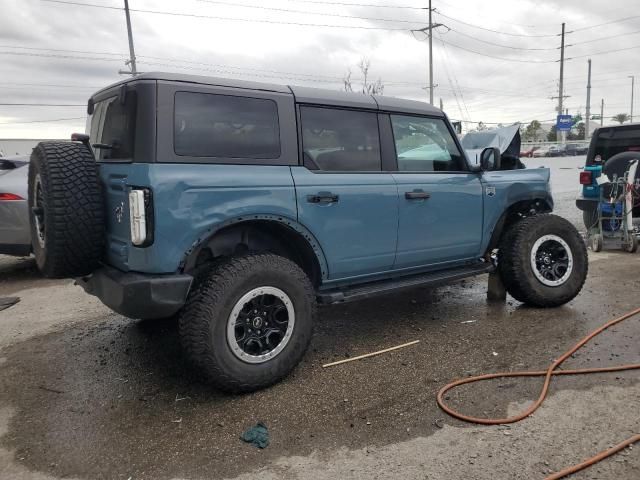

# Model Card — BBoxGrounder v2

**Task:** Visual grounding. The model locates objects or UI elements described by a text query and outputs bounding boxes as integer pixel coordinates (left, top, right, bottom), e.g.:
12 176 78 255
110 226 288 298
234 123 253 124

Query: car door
291 105 399 280
386 114 483 270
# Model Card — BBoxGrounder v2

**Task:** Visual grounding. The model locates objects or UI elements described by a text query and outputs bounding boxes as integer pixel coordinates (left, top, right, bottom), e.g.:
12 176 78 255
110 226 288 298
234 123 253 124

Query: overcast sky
1 0 638 138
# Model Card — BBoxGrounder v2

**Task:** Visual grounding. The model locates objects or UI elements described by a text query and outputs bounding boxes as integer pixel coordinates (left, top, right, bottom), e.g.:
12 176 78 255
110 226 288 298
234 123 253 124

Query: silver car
0 156 30 256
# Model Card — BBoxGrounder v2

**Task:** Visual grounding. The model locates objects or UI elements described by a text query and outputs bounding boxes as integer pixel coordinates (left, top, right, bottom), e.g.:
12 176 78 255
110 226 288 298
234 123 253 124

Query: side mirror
480 147 501 171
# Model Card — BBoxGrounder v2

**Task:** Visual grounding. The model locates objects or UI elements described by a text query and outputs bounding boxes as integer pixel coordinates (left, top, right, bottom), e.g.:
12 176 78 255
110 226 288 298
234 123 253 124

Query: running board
317 263 494 304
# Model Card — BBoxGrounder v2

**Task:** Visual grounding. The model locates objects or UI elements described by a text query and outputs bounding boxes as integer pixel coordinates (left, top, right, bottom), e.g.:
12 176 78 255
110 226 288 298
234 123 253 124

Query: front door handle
405 190 431 200
307 192 339 204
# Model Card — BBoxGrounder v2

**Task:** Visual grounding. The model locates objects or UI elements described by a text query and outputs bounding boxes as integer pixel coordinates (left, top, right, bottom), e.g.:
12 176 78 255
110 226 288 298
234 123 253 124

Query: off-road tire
498 214 588 307
28 142 104 278
178 253 316 393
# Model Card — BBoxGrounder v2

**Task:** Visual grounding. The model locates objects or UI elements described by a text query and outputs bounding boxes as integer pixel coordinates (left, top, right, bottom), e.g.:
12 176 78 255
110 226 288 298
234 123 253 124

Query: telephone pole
123 0 137 75
428 0 434 105
600 99 604 126
629 75 635 122
586 59 591 140
558 22 566 143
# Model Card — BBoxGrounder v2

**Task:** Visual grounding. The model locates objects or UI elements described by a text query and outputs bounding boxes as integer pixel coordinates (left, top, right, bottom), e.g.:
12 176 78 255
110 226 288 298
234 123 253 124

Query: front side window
174 92 280 159
88 92 137 160
391 115 465 172
300 106 381 171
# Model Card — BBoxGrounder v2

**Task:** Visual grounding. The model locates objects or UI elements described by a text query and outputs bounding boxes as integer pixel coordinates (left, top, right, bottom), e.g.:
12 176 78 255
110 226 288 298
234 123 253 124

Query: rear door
386 114 483 269
291 105 398 280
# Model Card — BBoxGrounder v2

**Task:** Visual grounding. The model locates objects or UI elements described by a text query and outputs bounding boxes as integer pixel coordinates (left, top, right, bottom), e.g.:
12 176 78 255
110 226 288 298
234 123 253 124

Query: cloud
0 0 638 137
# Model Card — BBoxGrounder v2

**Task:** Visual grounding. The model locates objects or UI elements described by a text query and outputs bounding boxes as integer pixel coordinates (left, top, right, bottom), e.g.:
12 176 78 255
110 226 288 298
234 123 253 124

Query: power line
0 82 98 89
437 38 558 63
567 44 640 61
568 15 640 33
0 50 122 61
0 44 124 57
0 103 85 106
446 27 559 51
434 11 559 38
39 0 417 30
286 0 425 10
567 29 640 47
0 117 84 125
194 0 422 24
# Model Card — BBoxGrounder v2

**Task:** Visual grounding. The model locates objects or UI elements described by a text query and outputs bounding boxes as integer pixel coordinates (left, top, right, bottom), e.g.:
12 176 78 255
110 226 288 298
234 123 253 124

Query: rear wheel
498 214 588 307
28 142 104 278
178 253 315 393
591 234 603 252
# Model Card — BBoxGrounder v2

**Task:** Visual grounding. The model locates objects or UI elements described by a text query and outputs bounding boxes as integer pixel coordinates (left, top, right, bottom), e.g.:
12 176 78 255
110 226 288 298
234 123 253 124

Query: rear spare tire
29 142 104 278
498 214 588 307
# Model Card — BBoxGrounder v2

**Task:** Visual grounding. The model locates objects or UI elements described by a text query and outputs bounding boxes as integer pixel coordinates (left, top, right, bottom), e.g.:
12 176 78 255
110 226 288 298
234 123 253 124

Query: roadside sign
556 114 573 131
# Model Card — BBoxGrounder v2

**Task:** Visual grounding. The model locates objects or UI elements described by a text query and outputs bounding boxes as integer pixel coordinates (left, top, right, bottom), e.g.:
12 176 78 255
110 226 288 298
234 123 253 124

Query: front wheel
178 253 316 393
498 214 588 307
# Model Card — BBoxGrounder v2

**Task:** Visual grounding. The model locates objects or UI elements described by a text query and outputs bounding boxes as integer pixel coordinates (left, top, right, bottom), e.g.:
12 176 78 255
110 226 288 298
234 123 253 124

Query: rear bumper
77 266 193 319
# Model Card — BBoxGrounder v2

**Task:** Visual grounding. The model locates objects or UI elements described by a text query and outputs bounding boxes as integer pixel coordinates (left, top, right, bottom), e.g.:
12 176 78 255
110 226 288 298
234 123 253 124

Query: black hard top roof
94 71 444 117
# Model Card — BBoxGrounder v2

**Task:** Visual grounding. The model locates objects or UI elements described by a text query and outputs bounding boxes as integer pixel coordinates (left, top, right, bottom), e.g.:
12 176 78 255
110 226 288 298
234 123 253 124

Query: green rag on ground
240 422 269 449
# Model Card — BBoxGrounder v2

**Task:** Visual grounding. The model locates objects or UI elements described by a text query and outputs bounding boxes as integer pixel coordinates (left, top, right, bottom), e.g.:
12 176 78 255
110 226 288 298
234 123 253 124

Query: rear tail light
128 187 154 246
0 193 23 200
129 189 147 246
579 171 592 185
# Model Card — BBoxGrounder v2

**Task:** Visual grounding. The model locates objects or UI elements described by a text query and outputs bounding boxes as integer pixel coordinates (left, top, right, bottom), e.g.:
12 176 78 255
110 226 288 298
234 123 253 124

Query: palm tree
612 113 630 124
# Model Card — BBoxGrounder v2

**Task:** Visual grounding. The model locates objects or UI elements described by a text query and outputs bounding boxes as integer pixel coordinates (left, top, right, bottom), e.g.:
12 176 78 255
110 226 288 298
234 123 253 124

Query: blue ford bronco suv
29 73 587 392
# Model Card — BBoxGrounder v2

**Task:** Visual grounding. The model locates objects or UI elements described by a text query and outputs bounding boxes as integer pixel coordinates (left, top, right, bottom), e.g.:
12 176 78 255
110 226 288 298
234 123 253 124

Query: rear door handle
307 192 339 204
405 190 431 200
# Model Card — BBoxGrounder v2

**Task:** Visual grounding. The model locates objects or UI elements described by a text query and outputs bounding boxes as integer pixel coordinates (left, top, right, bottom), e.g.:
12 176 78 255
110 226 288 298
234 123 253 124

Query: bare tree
612 113 630 124
343 58 384 95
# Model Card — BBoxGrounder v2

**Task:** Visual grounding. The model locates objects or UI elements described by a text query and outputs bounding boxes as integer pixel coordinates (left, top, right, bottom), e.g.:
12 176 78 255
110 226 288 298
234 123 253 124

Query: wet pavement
0 158 638 479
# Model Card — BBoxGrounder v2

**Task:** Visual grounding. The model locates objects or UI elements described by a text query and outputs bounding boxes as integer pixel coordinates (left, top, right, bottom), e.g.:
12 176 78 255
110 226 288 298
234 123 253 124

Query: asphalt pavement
0 158 638 480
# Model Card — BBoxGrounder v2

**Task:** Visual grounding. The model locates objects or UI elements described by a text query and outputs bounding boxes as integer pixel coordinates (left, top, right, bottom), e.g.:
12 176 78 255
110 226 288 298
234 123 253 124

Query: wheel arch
484 197 554 257
180 215 328 287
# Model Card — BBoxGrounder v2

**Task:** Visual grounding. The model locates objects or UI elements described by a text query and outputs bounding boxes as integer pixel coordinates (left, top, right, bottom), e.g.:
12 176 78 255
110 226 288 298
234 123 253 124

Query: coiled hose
437 306 640 479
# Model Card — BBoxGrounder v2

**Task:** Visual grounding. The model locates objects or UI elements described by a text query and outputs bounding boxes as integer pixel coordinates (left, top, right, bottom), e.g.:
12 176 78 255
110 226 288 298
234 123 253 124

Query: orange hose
436 306 640 479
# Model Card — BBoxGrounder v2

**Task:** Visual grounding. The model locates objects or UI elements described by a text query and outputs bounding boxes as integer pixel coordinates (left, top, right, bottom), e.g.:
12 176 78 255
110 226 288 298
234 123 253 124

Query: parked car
533 147 550 158
520 146 539 157
565 143 588 156
0 156 30 256
547 145 567 157
28 72 588 392
576 123 640 230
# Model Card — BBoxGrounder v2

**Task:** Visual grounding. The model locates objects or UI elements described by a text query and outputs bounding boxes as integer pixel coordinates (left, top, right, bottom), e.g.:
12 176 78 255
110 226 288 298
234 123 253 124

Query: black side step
317 262 494 304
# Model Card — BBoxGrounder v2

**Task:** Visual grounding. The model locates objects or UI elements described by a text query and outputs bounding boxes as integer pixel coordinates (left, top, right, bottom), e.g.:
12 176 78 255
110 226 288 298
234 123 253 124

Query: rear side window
88 92 137 160
391 115 465 172
174 92 280 159
300 106 381 171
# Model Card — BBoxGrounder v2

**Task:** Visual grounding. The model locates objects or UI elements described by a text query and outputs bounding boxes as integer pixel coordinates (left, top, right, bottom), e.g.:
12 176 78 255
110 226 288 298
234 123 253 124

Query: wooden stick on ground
322 340 420 368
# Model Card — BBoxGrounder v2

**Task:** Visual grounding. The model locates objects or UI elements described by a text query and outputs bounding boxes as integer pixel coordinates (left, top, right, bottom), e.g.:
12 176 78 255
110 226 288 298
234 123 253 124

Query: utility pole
586 59 591 140
413 4 443 104
428 0 434 105
123 0 137 75
439 97 443 111
600 99 604 126
558 22 566 143
629 75 635 122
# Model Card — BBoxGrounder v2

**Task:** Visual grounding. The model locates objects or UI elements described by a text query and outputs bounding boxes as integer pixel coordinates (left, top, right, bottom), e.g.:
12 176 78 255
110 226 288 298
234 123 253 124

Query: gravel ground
0 159 638 480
